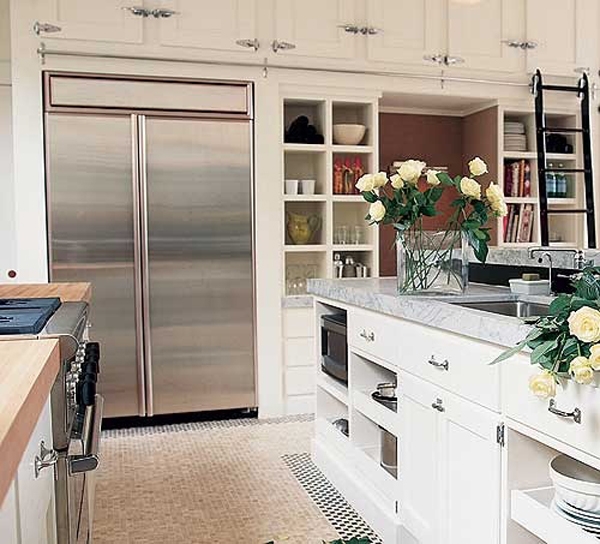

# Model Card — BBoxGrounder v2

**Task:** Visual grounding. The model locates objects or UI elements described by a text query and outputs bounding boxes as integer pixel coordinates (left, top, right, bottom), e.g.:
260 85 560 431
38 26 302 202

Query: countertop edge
0 340 60 506
0 282 92 303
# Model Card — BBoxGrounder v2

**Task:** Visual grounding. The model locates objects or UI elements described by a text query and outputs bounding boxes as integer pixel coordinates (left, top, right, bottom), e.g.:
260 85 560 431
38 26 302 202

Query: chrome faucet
528 250 554 293
527 247 592 271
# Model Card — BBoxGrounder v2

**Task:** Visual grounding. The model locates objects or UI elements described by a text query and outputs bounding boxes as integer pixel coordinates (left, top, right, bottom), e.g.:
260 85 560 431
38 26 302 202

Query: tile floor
94 415 379 544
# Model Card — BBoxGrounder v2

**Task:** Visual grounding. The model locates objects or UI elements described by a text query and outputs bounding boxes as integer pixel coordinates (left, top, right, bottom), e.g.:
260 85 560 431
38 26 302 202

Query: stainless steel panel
46 114 142 417
144 117 256 415
47 74 250 115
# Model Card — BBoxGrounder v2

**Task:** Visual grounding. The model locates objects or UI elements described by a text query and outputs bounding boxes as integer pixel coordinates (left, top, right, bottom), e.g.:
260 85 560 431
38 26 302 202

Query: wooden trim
0 340 60 506
0 282 92 303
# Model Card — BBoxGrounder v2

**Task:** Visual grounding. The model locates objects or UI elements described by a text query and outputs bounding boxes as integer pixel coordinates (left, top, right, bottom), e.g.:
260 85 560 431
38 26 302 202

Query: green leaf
361 191 377 203
421 204 437 217
549 296 571 316
428 187 444 202
489 339 528 365
530 339 558 364
436 172 454 186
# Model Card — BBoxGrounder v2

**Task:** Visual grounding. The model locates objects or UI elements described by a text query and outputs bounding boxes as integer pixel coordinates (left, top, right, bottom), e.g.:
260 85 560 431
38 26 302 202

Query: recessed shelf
511 487 600 544
283 195 328 202
333 145 374 154
284 244 327 252
317 371 349 406
504 197 538 204
548 198 577 206
353 389 398 437
504 151 537 160
332 244 374 252
283 143 327 153
331 195 366 202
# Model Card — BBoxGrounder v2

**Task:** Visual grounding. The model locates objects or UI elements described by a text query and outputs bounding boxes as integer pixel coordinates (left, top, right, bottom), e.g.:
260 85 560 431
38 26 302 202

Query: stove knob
82 361 99 376
78 379 96 407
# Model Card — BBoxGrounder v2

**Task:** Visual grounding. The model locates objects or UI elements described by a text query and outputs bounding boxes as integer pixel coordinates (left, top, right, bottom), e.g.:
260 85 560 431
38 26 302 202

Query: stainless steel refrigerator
44 73 256 418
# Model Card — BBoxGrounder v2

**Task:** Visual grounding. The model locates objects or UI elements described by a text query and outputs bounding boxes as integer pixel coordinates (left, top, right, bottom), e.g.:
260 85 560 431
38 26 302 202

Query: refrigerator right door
143 116 256 415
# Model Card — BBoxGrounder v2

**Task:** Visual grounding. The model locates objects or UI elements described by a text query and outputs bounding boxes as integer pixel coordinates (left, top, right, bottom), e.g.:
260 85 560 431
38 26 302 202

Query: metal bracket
33 22 62 35
496 423 505 447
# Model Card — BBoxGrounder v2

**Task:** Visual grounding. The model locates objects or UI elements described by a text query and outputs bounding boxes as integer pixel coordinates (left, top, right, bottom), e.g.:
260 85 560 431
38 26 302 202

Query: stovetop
0 297 62 335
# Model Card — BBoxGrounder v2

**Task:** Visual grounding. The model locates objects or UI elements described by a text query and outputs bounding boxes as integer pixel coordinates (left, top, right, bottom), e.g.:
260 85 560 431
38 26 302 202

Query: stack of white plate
504 121 527 151
550 454 600 536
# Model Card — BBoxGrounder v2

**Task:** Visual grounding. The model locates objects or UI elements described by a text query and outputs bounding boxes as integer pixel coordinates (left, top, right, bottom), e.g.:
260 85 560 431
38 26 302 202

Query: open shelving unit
280 94 380 300
498 107 584 247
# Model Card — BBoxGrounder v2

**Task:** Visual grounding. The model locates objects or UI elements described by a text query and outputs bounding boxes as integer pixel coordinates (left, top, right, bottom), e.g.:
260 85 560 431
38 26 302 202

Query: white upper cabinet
157 1 260 53
526 0 594 76
272 0 359 59
35 0 144 43
446 0 526 72
366 0 445 67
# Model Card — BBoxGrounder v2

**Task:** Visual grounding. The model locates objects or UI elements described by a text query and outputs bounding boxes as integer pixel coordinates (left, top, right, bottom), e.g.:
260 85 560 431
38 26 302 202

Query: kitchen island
308 278 600 544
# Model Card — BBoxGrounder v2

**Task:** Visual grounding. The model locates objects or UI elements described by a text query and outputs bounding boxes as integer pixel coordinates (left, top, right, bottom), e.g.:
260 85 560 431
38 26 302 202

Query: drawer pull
431 398 445 413
428 355 449 371
548 399 582 424
34 441 58 478
359 330 375 342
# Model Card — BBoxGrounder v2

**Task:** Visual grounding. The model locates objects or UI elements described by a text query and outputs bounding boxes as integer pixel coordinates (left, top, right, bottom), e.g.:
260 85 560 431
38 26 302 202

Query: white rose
356 174 375 192
372 172 388 189
460 177 481 200
426 169 441 186
568 306 600 343
398 160 426 185
493 200 508 217
468 157 488 177
528 370 556 399
369 200 386 222
589 344 600 370
486 183 508 217
569 356 595 385
390 173 404 189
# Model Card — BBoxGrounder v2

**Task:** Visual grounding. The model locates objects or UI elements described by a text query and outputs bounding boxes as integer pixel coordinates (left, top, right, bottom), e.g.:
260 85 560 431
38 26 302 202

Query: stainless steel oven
321 313 348 384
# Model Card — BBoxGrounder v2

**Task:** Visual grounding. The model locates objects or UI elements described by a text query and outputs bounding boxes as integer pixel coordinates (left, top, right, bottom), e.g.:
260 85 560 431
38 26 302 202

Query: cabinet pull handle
122 6 152 17
338 24 360 34
359 330 375 342
33 22 62 35
523 40 538 50
428 355 449 371
423 54 445 65
34 441 58 478
236 39 260 51
444 55 465 66
272 40 296 53
151 8 179 18
431 398 445 412
502 39 524 49
360 26 383 36
548 399 581 424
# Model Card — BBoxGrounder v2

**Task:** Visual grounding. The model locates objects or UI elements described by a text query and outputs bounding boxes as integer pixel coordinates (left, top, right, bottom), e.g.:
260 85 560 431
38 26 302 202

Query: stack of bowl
550 454 600 535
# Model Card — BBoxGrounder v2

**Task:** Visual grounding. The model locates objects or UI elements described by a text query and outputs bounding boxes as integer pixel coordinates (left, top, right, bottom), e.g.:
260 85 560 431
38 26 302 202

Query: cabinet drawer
398 321 502 411
286 366 316 395
348 308 399 364
284 337 316 367
503 356 600 457
283 308 315 339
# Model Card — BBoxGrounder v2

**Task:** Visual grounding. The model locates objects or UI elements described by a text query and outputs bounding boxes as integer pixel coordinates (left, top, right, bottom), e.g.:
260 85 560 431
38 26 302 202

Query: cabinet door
366 0 445 66
15 401 57 544
526 0 592 75
440 392 502 544
36 0 144 43
447 0 525 72
157 1 259 53
399 372 441 544
0 482 19 544
273 0 358 59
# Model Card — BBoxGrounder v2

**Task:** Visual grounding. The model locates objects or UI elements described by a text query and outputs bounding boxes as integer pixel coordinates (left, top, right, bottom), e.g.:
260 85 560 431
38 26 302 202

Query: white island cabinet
310 281 600 544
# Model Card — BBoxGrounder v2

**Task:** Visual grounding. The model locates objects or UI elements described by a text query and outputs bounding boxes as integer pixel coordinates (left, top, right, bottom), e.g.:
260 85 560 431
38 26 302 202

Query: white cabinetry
365 0 444 67
35 0 144 43
446 0 525 73
272 0 359 59
157 0 260 53
400 371 502 544
525 0 593 76
15 400 57 544
0 482 19 544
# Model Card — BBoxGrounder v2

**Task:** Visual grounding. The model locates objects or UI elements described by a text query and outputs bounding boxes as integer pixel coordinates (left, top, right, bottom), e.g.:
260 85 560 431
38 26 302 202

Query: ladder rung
546 209 589 214
541 127 587 134
540 84 580 93
540 168 590 174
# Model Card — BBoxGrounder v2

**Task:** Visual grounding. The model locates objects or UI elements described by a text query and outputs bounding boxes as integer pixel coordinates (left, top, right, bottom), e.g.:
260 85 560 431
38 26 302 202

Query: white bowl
550 454 600 513
333 124 366 146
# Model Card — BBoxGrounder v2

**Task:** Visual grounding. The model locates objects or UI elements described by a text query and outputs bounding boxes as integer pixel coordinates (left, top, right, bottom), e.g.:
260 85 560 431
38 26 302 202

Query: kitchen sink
454 300 551 319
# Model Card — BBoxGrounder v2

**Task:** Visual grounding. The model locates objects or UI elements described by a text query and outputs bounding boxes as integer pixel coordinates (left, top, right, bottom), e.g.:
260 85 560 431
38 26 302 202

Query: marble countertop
307 278 553 348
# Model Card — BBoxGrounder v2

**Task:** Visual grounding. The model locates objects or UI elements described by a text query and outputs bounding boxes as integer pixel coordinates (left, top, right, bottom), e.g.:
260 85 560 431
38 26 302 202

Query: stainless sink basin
454 300 551 319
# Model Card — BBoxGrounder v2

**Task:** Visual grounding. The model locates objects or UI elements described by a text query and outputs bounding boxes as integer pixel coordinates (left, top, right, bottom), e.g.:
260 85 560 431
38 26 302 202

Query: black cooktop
0 298 61 334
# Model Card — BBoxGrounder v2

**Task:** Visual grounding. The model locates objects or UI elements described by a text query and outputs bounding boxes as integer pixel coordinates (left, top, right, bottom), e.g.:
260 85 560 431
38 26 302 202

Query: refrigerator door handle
132 115 147 417
137 114 154 417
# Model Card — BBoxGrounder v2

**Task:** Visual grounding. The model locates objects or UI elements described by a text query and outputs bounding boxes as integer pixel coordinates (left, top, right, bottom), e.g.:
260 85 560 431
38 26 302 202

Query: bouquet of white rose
493 267 600 398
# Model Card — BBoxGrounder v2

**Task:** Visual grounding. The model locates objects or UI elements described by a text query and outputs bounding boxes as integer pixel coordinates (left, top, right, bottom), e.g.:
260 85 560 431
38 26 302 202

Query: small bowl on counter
550 454 600 514
333 124 366 146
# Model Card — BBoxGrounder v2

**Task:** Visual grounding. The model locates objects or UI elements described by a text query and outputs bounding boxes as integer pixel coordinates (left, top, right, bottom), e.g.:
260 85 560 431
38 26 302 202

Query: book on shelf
504 203 535 243
504 159 531 198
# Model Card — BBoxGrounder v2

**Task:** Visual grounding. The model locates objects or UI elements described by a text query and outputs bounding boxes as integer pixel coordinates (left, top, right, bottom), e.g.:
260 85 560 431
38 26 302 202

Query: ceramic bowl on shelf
333 124 366 146
550 454 600 513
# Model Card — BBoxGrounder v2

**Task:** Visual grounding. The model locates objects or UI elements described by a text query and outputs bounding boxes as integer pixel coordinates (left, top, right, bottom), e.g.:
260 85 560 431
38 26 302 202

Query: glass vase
396 228 469 295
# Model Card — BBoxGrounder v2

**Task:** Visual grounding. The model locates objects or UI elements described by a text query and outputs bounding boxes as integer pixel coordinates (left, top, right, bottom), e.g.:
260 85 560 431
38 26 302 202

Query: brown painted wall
378 112 465 276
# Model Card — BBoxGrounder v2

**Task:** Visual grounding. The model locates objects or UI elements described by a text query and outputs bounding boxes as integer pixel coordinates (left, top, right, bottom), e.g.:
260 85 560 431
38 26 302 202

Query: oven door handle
69 394 104 475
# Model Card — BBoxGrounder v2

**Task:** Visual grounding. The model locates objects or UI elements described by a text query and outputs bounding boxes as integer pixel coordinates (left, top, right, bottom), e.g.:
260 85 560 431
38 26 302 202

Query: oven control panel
67 341 100 410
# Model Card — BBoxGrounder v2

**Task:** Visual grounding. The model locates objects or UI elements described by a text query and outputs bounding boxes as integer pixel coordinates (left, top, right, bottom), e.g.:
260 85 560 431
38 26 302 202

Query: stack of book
504 203 535 243
504 160 531 197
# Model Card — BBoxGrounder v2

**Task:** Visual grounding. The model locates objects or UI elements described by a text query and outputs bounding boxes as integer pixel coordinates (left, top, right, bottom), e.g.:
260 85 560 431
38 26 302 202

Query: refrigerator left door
46 114 144 417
